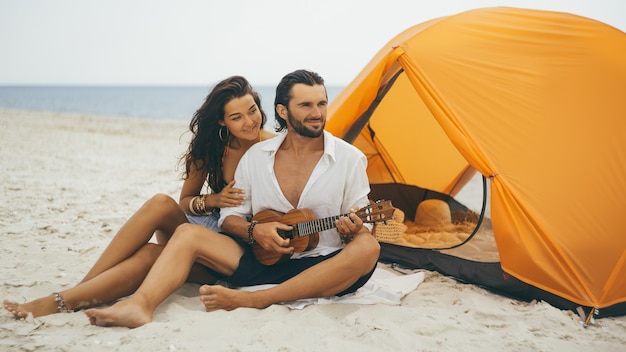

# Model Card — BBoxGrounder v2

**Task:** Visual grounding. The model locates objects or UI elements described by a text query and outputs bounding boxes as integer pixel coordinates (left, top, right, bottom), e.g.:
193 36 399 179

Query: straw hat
414 199 452 227
401 199 478 248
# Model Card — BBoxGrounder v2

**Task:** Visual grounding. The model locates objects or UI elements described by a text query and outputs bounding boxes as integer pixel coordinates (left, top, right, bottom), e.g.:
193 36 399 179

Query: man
85 69 380 328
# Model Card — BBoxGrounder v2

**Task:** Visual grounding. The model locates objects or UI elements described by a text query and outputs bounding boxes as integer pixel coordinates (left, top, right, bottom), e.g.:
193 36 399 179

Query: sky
1 0 625 86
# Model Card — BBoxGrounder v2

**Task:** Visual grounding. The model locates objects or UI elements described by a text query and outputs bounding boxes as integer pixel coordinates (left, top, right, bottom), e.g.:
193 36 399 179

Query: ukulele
251 200 395 265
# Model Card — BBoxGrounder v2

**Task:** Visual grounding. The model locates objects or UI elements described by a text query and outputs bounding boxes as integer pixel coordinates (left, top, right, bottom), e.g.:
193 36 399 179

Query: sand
1 109 625 351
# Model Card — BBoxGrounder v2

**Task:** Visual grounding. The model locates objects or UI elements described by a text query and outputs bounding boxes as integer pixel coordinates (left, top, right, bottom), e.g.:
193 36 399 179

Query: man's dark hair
273 69 326 132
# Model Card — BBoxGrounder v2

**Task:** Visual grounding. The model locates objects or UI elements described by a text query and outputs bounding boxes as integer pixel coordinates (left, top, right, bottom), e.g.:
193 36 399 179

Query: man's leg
199 233 380 311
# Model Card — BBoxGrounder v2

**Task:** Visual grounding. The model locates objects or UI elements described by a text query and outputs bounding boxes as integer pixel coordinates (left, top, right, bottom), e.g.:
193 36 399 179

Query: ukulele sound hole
279 230 295 239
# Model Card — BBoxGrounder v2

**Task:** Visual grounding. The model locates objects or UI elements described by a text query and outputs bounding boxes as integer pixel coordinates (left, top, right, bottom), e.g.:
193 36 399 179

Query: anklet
53 293 71 313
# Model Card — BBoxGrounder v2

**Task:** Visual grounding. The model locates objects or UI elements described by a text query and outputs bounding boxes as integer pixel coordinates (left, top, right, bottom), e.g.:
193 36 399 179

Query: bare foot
199 284 267 311
84 299 152 328
3 295 60 318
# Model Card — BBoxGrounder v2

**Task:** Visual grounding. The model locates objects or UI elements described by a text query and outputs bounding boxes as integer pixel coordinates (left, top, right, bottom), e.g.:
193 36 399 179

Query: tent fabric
370 182 626 318
326 7 626 314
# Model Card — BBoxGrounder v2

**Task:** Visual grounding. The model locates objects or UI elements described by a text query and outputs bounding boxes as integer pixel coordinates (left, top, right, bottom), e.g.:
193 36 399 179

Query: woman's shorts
186 211 221 232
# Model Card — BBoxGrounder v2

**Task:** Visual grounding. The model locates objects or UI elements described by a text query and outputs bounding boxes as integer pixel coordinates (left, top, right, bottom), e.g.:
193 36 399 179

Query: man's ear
276 104 288 119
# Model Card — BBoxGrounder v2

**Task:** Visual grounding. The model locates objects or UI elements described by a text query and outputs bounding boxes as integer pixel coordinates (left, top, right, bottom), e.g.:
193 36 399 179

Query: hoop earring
218 126 229 142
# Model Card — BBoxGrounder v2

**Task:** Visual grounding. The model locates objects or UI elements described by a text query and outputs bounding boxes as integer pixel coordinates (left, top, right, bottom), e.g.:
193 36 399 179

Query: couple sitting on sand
4 69 380 328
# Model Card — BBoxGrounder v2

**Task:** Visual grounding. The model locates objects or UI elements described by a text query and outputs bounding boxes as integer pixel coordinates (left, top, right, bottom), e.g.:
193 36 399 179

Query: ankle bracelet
53 292 71 313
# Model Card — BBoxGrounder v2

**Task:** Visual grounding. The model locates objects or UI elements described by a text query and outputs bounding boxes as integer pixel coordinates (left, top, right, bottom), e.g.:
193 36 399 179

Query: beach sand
1 109 625 351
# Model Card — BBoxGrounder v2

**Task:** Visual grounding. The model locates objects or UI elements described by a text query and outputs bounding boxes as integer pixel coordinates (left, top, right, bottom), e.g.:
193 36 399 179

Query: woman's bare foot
3 295 60 318
199 284 267 311
84 298 152 328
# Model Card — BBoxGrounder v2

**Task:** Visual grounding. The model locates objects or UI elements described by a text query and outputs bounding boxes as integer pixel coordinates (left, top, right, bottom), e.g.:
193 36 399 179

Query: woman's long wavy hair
180 76 267 193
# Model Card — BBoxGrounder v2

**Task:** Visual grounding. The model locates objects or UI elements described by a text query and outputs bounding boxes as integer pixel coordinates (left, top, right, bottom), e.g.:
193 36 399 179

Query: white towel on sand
239 267 425 309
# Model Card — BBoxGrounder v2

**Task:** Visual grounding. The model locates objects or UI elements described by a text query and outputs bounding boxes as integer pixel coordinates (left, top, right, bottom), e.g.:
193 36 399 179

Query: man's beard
287 110 324 138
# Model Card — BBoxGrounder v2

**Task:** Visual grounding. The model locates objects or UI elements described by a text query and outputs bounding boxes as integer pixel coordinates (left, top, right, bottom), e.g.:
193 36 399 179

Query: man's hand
252 222 295 255
335 207 364 244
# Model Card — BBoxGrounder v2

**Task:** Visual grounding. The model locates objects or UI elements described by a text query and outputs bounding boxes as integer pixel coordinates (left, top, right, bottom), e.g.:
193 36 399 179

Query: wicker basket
374 209 407 242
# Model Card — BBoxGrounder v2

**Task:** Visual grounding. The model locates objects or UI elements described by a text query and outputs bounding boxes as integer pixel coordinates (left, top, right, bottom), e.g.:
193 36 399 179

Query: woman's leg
4 243 164 318
84 224 244 328
4 242 217 319
80 194 187 283
6 194 188 319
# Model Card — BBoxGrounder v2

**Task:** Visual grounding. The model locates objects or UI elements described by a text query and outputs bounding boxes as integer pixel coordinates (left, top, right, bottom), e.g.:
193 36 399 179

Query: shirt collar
261 130 336 162
322 130 337 163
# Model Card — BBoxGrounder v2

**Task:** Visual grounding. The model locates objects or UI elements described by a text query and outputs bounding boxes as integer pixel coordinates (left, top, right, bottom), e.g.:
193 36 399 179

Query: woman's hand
211 180 245 208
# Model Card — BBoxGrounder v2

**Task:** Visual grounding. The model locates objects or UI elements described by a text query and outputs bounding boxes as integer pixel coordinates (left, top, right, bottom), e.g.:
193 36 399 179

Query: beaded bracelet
247 221 258 244
196 195 206 214
198 195 216 216
189 195 216 216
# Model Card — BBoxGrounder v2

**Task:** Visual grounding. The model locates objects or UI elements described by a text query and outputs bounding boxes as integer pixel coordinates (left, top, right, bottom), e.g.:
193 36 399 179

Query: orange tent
327 7 626 317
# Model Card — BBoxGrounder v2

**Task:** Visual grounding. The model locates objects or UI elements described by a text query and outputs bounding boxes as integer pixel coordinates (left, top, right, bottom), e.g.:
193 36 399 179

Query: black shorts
207 234 377 296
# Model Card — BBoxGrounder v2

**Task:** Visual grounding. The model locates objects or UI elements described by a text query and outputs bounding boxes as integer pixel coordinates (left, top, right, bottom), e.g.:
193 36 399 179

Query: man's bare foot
199 284 267 311
3 295 60 318
84 299 152 328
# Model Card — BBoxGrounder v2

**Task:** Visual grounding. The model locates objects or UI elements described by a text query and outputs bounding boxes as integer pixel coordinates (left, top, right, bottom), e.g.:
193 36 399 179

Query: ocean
0 85 487 213
0 85 346 124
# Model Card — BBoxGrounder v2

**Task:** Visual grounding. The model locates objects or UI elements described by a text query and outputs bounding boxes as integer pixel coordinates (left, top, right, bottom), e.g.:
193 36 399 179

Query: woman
4 76 274 318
